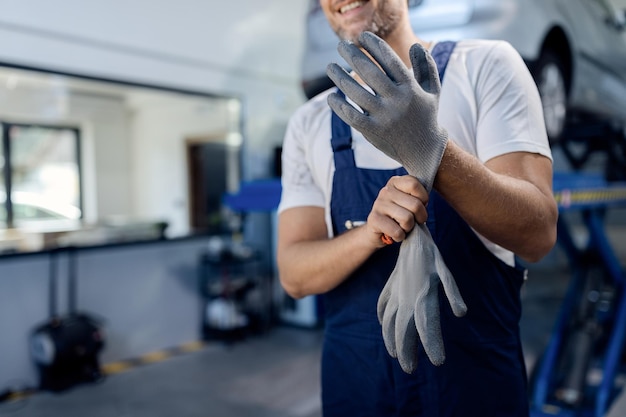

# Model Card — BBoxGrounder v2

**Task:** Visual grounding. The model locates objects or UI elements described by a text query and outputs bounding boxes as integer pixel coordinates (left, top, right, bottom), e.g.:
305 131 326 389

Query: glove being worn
326 32 467 372
327 32 446 190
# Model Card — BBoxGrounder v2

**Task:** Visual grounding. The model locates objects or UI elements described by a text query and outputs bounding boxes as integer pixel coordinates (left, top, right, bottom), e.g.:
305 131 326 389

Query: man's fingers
358 31 412 86
327 63 380 114
336 37 399 97
410 43 441 96
388 175 430 203
327 92 373 132
326 62 363 93
373 179 427 232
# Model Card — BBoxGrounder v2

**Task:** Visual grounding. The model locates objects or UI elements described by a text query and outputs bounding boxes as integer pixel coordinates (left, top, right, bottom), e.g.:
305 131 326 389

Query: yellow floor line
102 340 207 375
0 341 209 404
101 361 134 375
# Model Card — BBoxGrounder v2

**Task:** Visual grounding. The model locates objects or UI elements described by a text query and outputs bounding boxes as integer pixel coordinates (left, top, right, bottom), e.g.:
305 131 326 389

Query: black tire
532 50 569 143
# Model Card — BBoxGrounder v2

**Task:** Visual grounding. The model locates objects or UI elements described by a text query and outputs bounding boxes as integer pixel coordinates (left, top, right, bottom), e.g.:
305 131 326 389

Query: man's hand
366 175 429 247
326 31 447 191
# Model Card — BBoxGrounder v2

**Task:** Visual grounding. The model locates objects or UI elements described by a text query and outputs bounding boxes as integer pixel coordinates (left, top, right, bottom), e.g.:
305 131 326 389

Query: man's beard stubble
334 3 402 46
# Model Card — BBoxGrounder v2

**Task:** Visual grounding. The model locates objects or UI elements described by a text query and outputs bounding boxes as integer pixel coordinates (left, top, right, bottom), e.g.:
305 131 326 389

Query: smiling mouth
339 1 366 14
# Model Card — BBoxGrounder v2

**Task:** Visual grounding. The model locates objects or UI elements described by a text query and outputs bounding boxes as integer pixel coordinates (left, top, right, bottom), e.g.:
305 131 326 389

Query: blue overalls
322 42 530 417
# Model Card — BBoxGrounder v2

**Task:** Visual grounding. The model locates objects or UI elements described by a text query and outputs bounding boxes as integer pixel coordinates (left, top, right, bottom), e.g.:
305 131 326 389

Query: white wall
128 93 236 236
0 0 309 176
69 93 133 220
0 0 311 236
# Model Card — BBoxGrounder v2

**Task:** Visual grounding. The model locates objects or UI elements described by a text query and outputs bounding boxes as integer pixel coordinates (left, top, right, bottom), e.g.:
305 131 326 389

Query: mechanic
277 0 558 415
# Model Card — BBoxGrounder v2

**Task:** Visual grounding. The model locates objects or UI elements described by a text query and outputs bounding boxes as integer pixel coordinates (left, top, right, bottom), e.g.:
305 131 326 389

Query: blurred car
302 0 626 141
0 190 81 224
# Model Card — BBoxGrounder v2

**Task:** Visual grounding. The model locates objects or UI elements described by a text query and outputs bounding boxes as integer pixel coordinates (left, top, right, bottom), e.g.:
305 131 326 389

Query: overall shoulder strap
430 41 457 82
330 89 357 168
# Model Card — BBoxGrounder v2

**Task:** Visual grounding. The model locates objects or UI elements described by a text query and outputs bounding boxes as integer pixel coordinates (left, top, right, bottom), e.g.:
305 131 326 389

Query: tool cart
199 237 271 341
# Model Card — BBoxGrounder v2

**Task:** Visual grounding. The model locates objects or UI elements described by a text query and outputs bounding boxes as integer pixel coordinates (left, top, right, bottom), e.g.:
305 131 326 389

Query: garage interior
2 1 626 417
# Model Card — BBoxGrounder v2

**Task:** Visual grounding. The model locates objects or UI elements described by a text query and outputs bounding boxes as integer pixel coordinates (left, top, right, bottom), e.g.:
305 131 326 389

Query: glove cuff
403 128 448 192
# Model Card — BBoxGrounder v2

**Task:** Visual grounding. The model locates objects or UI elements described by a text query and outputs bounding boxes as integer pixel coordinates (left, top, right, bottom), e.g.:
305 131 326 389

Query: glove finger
377 273 395 325
381 299 399 358
392 230 444 368
336 39 398 99
357 31 413 87
327 92 377 134
395 307 419 374
434 250 468 317
409 42 442 96
414 282 445 366
418 225 467 318
326 62 380 114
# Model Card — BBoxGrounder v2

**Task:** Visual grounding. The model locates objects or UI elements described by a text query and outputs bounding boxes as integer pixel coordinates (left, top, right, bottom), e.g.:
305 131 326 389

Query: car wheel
533 50 568 143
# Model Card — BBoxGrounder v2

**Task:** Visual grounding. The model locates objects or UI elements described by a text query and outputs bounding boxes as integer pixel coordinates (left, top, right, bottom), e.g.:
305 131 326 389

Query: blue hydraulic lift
529 172 626 417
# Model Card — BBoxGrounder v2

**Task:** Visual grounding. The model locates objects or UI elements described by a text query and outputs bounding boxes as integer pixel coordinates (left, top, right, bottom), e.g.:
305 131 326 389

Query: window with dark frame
0 122 82 228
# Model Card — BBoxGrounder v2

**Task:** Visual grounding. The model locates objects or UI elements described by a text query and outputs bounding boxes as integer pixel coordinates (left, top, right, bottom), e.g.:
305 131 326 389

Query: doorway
186 137 241 233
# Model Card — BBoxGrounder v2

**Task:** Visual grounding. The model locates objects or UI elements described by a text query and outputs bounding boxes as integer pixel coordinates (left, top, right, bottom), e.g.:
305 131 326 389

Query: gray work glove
326 31 447 190
326 31 467 372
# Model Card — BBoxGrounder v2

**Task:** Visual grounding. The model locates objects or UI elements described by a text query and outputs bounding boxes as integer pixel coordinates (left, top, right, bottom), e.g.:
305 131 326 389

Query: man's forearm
434 141 558 262
278 225 378 298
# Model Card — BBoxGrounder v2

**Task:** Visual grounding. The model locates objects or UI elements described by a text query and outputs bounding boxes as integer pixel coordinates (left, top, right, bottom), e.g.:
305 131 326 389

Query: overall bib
322 42 530 417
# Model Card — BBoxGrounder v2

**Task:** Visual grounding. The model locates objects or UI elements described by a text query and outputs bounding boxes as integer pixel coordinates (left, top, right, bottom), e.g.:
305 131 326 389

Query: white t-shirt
278 39 552 266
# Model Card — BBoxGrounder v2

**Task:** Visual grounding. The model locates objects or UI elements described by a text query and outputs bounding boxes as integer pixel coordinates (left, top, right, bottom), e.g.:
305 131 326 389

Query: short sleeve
278 109 326 214
473 41 552 163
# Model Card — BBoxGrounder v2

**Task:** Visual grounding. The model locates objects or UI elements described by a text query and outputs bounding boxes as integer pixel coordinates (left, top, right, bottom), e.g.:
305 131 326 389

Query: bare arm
435 141 558 263
277 175 429 298
277 206 375 299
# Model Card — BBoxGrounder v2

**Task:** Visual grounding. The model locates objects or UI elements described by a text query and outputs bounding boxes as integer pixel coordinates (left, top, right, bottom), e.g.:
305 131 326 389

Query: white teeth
340 1 365 13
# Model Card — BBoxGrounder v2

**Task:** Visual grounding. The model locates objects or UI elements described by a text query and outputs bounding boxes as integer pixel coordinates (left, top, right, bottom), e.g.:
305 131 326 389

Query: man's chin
335 21 372 44
338 30 366 46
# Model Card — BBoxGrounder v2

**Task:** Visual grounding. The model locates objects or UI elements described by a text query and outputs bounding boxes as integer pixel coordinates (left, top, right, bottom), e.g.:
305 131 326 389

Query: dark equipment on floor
30 248 105 392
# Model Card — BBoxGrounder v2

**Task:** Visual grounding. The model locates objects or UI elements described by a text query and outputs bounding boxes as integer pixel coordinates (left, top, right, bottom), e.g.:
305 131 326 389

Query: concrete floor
2 225 626 417
1 327 324 417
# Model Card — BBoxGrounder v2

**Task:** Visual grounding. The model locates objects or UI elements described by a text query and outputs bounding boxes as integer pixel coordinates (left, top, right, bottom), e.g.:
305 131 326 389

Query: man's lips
339 0 366 14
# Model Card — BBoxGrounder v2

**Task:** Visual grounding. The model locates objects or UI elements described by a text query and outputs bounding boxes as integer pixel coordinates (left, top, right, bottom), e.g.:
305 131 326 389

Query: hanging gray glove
326 31 467 372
